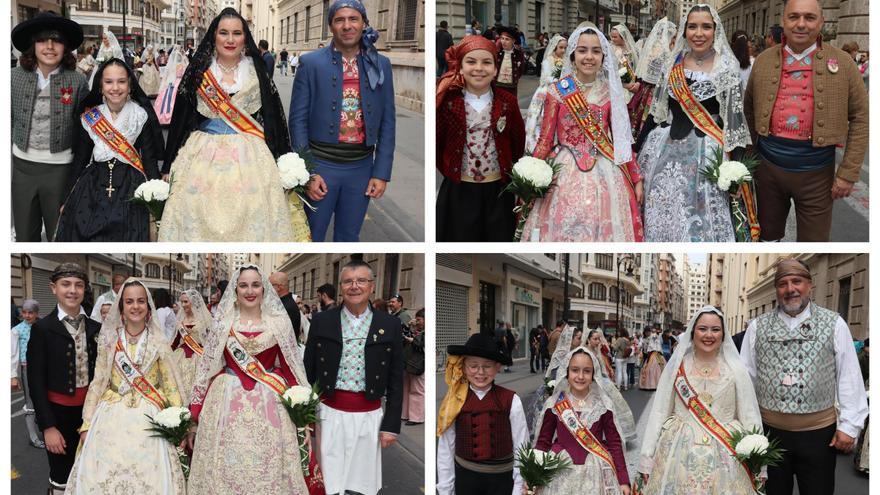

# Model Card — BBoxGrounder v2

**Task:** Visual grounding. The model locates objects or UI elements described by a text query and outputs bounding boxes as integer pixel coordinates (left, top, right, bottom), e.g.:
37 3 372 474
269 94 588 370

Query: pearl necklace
217 59 240 74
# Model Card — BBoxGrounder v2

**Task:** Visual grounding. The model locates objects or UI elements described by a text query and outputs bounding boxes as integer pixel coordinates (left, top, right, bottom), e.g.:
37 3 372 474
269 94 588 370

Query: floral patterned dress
643 358 755 494
521 81 644 242
638 69 736 242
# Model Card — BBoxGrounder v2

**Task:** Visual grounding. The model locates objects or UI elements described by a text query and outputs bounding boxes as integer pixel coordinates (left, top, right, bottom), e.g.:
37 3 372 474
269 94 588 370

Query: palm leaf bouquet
515 445 572 494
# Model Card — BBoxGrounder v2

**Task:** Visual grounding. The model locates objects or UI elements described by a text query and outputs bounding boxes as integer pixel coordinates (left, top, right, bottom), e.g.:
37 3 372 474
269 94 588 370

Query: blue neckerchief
327 0 384 90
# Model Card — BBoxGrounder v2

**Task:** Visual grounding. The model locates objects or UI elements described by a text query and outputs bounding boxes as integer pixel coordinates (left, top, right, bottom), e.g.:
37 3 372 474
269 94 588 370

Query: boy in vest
437 333 528 495
740 258 867 495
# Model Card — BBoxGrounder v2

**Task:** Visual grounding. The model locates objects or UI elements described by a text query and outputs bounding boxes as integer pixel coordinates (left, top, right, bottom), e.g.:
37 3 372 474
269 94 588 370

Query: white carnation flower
735 434 769 456
717 160 751 191
153 406 190 428
283 385 315 405
512 156 554 188
134 179 170 202
277 152 311 189
619 67 628 77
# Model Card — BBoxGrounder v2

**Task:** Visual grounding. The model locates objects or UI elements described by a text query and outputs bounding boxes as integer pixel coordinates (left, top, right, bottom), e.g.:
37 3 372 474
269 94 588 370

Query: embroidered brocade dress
535 389 629 494
639 69 736 242
643 357 754 494
640 336 665 390
55 102 159 242
158 62 305 242
66 337 185 494
520 82 644 242
139 59 161 97
170 321 206 404
187 323 308 494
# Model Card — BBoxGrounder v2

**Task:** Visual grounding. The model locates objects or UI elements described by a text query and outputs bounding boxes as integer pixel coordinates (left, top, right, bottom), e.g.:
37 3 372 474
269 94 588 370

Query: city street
513 75 871 242
11 387 426 493
274 72 426 242
435 360 869 494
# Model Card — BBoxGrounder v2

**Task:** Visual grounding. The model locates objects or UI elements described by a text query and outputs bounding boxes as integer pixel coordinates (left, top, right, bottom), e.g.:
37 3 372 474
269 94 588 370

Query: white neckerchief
784 42 818 61
464 89 493 113
36 66 62 92
83 101 148 165
209 55 253 93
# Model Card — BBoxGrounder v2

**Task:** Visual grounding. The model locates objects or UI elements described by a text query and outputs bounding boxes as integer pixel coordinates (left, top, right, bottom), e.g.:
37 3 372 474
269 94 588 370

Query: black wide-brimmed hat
496 25 520 39
12 12 84 52
447 333 512 366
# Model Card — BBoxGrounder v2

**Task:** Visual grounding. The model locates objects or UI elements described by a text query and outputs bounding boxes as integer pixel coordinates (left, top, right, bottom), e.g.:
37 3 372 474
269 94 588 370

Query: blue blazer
288 46 396 181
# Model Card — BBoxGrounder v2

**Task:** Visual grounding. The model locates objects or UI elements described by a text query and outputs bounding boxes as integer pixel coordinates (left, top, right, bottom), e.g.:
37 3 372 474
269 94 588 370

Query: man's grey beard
781 294 810 316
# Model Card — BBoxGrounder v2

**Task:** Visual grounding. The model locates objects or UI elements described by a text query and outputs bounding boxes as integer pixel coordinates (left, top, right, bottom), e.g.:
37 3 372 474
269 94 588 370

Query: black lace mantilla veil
162 7 292 171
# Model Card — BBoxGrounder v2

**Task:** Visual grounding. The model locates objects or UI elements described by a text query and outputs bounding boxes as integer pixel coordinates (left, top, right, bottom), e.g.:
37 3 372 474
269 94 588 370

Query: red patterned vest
455 385 515 462
770 48 815 140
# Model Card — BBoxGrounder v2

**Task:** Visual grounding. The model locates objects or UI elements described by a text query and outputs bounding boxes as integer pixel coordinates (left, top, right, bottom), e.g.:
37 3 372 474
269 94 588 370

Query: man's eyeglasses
464 363 495 373
341 278 373 287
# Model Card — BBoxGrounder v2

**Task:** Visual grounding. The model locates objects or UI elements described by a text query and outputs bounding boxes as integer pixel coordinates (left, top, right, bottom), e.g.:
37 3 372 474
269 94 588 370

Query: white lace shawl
635 18 677 84
83 101 148 165
175 289 213 345
638 306 762 474
83 279 183 426
612 24 640 69
649 4 751 151
188 265 310 413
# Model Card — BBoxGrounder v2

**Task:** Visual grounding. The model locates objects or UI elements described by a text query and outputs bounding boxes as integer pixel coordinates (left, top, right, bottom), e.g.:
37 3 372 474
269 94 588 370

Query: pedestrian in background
612 329 630 390
436 20 453 77
529 325 541 373
279 47 289 75
12 299 44 448
402 308 425 425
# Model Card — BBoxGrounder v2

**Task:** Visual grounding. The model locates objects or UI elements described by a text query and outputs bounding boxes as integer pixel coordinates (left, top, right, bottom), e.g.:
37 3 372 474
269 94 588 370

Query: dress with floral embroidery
638 69 736 242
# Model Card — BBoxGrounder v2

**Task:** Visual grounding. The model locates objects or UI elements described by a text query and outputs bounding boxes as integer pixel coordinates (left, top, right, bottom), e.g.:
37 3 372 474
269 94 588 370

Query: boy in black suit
26 263 100 494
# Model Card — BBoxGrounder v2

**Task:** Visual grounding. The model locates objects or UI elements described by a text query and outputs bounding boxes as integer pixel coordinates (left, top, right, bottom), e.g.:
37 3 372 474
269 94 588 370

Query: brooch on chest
827 58 839 74
60 86 73 105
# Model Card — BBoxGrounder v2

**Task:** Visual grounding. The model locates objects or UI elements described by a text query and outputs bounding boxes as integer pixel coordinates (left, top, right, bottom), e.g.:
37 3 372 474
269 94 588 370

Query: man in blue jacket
289 0 396 241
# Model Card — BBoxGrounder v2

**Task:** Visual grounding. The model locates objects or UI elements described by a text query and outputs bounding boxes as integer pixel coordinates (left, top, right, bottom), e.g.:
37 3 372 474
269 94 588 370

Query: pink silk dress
521 85 644 242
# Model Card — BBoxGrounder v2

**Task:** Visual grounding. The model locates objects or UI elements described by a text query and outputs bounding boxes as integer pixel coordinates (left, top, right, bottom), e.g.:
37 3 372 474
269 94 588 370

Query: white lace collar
209 55 254 93
83 101 148 165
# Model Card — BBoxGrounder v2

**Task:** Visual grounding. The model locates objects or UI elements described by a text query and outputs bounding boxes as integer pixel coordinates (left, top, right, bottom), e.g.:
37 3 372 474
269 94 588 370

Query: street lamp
616 254 634 336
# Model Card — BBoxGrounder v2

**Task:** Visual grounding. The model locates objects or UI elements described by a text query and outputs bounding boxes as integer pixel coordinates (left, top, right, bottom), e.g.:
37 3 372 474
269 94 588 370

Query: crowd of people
437 258 869 495
436 0 868 242
11 0 396 243
11 259 425 494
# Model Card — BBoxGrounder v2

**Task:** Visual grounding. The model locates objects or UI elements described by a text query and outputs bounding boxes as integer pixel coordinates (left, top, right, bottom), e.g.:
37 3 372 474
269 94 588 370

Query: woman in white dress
184 264 321 493
171 289 211 404
138 45 161 97
66 279 185 494
88 31 123 88
636 306 762 494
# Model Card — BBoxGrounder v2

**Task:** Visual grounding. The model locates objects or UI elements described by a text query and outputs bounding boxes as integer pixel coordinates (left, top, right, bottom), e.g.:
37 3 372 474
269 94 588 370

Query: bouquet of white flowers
700 147 761 242
543 378 556 396
516 446 572 494
131 178 171 224
277 151 313 192
146 406 194 478
502 155 561 241
730 427 785 495
281 383 322 473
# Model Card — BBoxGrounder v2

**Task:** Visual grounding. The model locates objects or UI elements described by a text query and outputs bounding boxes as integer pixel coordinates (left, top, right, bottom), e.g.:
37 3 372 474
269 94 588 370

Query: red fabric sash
322 390 381 412
48 387 88 406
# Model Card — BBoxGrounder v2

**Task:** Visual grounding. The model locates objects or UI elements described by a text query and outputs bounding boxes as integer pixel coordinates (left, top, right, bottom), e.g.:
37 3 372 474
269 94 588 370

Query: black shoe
405 421 423 426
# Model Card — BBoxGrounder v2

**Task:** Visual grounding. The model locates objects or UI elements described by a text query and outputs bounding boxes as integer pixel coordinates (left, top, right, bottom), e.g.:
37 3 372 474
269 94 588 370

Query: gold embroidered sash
198 69 266 140
225 327 287 395
667 60 725 145
113 336 167 410
674 363 755 485
178 325 204 356
552 395 617 476
555 77 616 166
82 107 145 175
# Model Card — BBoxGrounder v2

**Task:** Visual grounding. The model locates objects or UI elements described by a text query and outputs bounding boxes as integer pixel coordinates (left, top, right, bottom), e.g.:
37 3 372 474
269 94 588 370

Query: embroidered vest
770 51 815 140
27 84 52 151
462 101 500 181
754 304 837 414
334 310 372 392
339 57 366 144
455 385 515 461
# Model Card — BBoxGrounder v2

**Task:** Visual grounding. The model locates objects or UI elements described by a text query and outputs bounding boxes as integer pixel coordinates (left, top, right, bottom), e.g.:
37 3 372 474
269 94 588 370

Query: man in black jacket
304 259 403 495
27 263 100 494
270 271 302 342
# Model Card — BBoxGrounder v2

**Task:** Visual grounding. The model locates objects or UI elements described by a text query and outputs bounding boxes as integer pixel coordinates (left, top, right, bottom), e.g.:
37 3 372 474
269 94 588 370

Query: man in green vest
740 258 867 495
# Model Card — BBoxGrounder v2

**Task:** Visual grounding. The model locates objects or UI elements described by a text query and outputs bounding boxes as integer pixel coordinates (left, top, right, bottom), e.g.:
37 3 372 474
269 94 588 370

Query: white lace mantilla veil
558 26 634 164
188 264 309 411
175 289 213 343
158 46 189 88
637 305 762 474
543 346 626 444
545 325 576 378
611 24 640 68
100 31 124 60
649 3 751 152
82 279 184 426
635 18 677 84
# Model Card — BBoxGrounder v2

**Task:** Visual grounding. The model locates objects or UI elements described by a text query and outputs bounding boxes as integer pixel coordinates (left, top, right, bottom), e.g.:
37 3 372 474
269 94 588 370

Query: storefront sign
511 278 541 306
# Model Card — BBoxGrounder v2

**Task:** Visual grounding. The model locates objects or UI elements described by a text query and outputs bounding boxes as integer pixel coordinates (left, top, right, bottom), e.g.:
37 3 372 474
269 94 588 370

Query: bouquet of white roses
281 383 322 472
730 427 785 495
543 378 556 396
700 147 761 242
516 446 572 494
131 178 171 222
146 405 194 478
502 155 561 241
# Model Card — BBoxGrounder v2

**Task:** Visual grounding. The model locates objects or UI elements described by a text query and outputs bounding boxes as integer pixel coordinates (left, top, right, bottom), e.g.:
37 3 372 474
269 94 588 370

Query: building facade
571 253 641 337
68 0 172 51
686 261 707 321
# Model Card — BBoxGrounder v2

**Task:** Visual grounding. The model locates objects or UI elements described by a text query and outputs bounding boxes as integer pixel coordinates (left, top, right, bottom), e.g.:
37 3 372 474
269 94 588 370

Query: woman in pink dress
521 25 644 242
